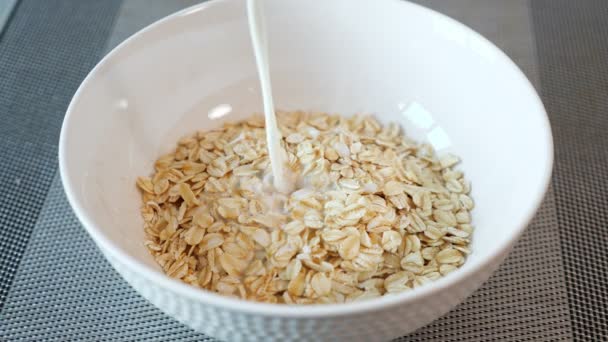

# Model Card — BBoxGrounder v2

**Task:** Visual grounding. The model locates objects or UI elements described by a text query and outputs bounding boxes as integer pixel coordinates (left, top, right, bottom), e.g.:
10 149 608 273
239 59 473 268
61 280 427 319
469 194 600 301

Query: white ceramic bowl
59 0 553 340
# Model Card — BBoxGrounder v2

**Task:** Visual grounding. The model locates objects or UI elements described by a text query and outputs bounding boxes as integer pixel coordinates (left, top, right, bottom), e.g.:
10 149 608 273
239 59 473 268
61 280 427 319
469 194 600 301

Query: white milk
246 0 295 194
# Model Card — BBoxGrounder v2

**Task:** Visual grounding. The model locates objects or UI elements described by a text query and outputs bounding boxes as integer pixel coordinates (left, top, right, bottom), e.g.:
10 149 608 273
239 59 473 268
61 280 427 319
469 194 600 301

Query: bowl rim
59 0 554 318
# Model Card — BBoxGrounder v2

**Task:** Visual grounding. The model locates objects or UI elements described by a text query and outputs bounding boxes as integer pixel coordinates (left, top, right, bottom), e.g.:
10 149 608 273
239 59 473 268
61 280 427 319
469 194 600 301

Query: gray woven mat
1 0 606 340
531 1 608 340
0 0 123 310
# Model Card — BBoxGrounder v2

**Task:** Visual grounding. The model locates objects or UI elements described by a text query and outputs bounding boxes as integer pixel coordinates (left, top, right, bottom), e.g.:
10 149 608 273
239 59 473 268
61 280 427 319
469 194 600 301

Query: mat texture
0 0 123 309
0 0 605 341
531 1 608 340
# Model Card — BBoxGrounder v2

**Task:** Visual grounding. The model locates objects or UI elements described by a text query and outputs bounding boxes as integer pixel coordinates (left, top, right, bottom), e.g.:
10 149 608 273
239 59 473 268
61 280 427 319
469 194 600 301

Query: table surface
1 1 606 341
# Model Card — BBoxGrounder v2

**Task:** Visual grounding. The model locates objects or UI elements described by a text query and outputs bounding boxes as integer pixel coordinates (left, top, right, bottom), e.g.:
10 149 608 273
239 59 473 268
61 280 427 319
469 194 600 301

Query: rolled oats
138 111 473 304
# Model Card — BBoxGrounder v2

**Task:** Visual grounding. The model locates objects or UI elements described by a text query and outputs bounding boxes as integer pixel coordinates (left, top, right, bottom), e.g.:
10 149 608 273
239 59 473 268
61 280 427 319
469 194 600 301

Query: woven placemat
531 1 608 340
0 0 123 310
1 0 606 340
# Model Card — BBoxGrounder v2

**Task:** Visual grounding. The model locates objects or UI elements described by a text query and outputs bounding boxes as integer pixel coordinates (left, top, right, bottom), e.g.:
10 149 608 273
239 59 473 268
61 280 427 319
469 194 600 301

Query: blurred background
0 1 605 341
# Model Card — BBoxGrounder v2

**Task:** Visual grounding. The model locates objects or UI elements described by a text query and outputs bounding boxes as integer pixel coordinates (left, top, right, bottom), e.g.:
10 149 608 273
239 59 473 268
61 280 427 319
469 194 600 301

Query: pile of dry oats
137 111 473 304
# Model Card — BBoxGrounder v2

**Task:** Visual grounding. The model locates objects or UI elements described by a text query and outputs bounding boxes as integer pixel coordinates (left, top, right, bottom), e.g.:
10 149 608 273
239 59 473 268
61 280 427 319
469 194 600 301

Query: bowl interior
61 0 552 299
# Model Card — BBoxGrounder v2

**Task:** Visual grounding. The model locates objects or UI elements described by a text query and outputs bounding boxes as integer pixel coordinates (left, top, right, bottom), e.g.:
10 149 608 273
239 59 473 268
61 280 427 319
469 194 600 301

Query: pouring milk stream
246 0 295 194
